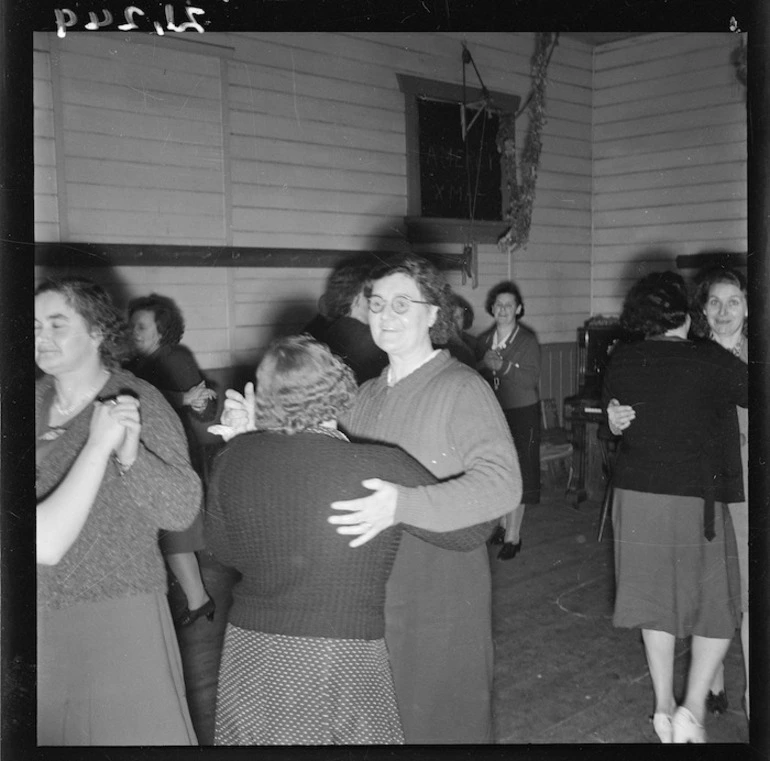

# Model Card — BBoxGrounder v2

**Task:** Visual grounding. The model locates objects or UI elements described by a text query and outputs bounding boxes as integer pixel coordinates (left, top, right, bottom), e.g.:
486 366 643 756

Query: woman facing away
35 277 200 745
205 335 495 745
218 255 522 744
127 294 218 627
475 280 542 560
602 271 747 743
609 264 750 721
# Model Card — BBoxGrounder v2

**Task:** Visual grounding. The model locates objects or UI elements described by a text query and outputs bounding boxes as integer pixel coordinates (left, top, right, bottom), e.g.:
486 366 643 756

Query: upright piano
563 318 626 504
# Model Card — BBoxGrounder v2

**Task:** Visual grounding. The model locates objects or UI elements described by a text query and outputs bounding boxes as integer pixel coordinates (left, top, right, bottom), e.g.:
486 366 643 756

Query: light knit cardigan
341 350 522 530
36 369 202 610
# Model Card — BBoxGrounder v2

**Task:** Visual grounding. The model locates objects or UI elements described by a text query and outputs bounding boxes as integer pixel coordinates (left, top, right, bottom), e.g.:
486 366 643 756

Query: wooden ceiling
561 33 650 46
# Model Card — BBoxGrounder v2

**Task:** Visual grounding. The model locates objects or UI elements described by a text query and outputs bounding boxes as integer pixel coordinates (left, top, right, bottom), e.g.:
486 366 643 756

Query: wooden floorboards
170 484 750 746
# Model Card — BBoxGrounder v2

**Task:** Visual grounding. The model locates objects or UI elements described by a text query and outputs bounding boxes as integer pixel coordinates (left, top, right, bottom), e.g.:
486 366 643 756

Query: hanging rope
460 41 491 288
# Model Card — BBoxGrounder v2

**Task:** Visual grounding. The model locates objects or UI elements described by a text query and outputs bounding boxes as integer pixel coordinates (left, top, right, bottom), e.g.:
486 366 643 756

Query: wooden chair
539 399 574 491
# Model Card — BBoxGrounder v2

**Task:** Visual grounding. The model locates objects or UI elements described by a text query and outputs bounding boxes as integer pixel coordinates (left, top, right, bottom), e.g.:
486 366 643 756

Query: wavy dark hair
253 334 358 434
35 277 130 368
128 293 186 347
451 293 475 331
485 280 525 318
323 258 373 321
689 265 748 340
620 271 690 338
363 254 453 345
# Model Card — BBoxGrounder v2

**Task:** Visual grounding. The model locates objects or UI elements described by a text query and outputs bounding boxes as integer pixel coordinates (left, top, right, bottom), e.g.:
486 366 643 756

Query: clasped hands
207 383 398 546
481 349 503 373
606 398 635 435
92 395 141 468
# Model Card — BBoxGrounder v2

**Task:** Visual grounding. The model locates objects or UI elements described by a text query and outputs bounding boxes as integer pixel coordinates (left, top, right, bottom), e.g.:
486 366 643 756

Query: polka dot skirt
214 625 404 745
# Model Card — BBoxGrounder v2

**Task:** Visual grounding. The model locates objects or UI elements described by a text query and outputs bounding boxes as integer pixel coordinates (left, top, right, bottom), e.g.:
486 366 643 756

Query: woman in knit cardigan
327 255 521 743
218 257 521 743
475 281 541 561
35 277 200 745
205 335 495 745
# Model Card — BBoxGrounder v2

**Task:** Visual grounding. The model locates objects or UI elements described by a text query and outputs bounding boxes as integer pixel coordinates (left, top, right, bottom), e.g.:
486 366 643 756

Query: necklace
53 369 110 417
730 337 744 358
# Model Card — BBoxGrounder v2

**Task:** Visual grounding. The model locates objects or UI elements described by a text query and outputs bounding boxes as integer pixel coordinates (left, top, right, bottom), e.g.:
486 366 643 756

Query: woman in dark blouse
127 293 217 627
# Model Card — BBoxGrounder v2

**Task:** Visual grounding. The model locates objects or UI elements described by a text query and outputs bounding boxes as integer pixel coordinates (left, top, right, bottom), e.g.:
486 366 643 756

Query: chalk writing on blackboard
54 5 206 38
417 98 502 221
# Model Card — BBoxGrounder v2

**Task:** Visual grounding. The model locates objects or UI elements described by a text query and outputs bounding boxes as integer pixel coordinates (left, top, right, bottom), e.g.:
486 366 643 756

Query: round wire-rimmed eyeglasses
368 295 432 315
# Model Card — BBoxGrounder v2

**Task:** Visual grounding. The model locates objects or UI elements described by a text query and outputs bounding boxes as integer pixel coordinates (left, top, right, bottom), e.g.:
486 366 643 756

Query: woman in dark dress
205 335 495 744
602 271 747 743
127 294 218 627
476 281 541 560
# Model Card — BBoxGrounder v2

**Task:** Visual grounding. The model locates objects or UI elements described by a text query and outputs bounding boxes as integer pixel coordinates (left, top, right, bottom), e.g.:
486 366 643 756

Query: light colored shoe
652 712 673 743
672 706 706 743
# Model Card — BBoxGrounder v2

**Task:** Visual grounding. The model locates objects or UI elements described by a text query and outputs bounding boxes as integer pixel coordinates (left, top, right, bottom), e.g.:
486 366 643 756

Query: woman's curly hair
128 293 186 347
363 254 453 345
485 280 525 317
689 265 748 340
35 277 131 368
620 271 691 338
253 334 358 434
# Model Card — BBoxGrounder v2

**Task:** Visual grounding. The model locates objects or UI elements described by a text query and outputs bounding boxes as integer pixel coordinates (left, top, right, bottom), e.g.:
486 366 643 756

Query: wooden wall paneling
591 33 747 316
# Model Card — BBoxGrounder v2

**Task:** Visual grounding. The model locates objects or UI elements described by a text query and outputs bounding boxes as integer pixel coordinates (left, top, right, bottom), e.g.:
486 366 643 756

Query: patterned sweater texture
36 369 201 610
341 350 522 530
205 431 493 640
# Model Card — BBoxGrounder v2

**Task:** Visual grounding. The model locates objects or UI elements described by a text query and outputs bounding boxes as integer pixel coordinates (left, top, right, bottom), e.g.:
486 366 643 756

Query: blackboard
417 98 502 221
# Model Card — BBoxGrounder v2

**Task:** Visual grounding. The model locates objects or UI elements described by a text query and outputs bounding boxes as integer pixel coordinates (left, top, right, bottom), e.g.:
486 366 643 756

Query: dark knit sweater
36 369 202 610
602 338 748 499
342 350 522 530
205 431 490 640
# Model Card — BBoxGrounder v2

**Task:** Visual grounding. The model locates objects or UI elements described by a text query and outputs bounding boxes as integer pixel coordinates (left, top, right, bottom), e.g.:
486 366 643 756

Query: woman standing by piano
476 281 541 560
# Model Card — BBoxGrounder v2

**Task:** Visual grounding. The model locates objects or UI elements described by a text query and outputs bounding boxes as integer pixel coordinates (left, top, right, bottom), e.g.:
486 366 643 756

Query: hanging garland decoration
498 32 558 256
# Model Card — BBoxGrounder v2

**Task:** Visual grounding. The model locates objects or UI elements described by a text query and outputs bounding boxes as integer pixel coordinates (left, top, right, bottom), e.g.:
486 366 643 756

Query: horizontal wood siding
591 32 748 316
34 37 59 241
34 32 593 364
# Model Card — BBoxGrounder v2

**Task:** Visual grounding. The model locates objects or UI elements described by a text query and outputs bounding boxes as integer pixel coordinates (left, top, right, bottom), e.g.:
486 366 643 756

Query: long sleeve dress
602 338 748 639
36 369 201 745
340 350 522 744
205 428 496 745
127 343 215 553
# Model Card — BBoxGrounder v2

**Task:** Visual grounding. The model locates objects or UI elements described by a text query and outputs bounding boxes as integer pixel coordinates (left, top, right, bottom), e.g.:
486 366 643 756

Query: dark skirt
159 509 205 554
37 591 197 745
385 535 494 744
612 488 741 639
503 402 541 504
214 626 403 745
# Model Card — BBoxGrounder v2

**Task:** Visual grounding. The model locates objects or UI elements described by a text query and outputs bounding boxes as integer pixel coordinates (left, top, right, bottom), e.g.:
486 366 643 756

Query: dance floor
171 479 750 746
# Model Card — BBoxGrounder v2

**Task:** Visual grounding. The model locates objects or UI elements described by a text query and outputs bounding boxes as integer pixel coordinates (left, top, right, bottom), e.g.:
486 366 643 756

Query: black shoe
176 597 216 628
497 540 522 561
488 525 506 545
706 690 728 716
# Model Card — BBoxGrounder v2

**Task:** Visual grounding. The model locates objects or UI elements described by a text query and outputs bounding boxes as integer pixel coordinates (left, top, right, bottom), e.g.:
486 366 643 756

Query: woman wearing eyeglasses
324 255 521 743
475 281 541 561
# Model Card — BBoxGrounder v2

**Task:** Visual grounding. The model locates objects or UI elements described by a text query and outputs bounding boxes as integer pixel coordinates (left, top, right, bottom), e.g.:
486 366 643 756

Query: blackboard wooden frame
396 73 520 245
